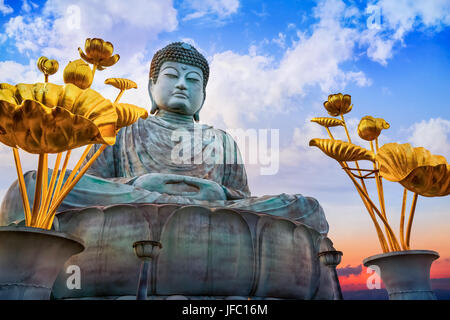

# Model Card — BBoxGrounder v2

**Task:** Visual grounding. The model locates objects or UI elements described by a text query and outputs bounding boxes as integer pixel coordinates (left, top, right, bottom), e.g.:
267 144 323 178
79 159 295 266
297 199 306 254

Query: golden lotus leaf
37 56 59 76
105 78 138 91
376 143 450 197
63 59 93 89
0 83 119 153
309 138 375 162
357 116 390 141
78 38 120 70
114 103 148 129
323 93 353 117
311 117 344 128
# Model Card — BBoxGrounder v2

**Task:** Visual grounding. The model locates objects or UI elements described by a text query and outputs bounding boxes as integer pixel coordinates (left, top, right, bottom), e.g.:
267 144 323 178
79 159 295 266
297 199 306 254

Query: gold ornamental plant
310 93 449 253
0 38 148 230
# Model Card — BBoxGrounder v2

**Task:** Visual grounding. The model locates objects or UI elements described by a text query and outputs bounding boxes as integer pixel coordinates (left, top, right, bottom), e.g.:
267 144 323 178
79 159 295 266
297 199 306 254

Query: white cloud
360 0 450 65
182 0 239 21
406 118 450 159
201 0 371 128
0 0 13 15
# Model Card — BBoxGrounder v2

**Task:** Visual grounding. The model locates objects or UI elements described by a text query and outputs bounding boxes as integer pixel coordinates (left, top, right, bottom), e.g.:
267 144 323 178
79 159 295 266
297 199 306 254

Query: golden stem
42 153 48 200
44 74 49 83
375 138 380 152
343 165 401 251
340 161 389 252
91 65 98 83
12 148 32 226
30 154 45 226
36 152 62 229
325 124 389 251
340 114 370 194
400 188 408 250
114 90 125 103
326 127 388 251
406 192 419 250
53 150 71 201
370 140 395 251
46 144 107 226
61 145 93 192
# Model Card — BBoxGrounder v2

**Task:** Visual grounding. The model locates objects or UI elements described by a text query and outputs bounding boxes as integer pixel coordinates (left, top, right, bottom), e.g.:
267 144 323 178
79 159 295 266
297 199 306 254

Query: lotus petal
15 83 63 108
99 54 120 67
310 117 344 128
309 138 375 162
376 143 450 197
105 78 138 91
0 100 21 147
0 83 17 104
114 103 148 129
78 47 95 65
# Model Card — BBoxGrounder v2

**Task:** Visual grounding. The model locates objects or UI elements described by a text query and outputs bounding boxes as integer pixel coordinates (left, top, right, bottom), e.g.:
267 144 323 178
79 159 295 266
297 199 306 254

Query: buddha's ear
148 79 158 115
193 93 206 122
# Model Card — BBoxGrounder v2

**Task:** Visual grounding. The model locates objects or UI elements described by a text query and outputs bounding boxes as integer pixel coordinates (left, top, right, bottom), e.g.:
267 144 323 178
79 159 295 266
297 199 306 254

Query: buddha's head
149 42 209 122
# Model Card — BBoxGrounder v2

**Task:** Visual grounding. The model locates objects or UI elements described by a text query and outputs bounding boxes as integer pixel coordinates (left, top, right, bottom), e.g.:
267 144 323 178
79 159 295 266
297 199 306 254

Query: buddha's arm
220 131 251 200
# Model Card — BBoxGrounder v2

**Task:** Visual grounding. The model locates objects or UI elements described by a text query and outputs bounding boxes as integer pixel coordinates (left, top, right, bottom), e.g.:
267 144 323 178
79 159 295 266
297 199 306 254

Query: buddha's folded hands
132 173 227 201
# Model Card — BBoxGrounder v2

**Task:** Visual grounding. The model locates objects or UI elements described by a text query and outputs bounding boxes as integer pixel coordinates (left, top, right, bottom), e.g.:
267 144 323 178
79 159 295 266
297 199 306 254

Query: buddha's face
149 61 204 116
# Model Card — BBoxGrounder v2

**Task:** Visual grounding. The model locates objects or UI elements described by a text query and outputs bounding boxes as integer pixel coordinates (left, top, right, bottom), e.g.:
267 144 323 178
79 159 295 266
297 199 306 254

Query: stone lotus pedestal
49 203 341 300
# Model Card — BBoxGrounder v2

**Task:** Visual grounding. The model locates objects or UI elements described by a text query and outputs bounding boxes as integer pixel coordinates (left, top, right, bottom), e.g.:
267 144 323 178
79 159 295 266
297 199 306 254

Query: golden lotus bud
311 117 344 128
309 138 375 162
37 56 59 76
105 78 137 91
357 116 390 141
78 38 120 70
63 59 93 89
323 93 353 117
376 143 450 197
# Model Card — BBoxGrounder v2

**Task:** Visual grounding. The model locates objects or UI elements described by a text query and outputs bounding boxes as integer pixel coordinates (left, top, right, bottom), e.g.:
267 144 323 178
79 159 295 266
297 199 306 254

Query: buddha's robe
0 116 329 235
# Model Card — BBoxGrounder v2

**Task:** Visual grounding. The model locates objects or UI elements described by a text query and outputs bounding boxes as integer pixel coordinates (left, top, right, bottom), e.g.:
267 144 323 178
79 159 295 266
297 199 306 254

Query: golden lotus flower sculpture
310 92 449 253
377 143 450 197
323 93 353 117
63 59 93 89
309 138 375 162
0 83 121 153
78 38 120 71
357 116 390 141
310 117 344 128
0 38 149 231
37 56 59 76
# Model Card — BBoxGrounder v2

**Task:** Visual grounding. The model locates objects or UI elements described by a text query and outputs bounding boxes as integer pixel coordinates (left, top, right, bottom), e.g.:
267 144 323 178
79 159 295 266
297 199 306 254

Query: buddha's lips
173 92 189 98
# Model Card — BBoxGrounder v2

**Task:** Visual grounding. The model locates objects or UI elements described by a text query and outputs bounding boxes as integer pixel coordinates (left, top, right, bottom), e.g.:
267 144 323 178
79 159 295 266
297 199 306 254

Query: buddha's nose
175 79 187 90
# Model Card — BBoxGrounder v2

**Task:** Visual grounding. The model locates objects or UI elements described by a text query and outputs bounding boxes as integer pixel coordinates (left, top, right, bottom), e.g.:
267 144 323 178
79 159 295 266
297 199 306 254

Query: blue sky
0 0 449 289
